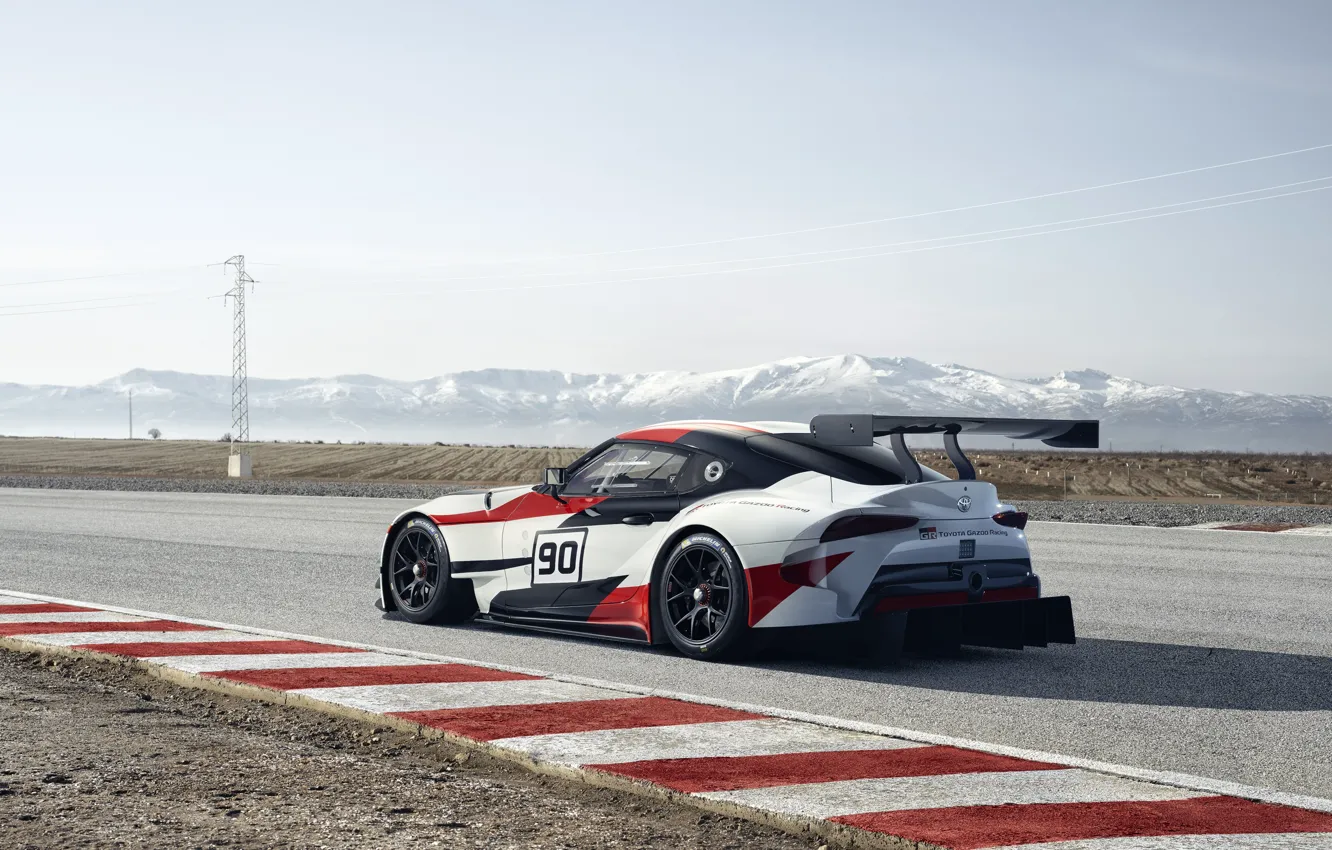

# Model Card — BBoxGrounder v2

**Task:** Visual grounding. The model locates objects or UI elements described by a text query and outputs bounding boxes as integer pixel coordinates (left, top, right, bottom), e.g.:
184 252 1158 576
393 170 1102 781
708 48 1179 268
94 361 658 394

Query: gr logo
919 526 938 540
531 529 587 585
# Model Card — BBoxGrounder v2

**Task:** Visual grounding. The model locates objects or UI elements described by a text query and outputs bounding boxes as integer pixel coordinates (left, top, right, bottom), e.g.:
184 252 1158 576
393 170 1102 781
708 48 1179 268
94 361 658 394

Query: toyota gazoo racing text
376 414 1098 661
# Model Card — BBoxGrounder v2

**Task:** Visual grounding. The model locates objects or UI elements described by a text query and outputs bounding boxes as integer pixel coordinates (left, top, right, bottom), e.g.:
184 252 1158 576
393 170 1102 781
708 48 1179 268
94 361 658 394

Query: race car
377 414 1097 661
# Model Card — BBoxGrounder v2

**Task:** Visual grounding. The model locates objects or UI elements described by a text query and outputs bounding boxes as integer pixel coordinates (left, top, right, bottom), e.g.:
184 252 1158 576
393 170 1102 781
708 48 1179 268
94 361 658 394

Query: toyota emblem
957 496 972 513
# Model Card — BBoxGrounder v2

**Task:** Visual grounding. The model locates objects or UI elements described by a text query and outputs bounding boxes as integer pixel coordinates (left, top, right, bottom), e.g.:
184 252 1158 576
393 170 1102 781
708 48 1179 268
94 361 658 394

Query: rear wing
809 414 1099 483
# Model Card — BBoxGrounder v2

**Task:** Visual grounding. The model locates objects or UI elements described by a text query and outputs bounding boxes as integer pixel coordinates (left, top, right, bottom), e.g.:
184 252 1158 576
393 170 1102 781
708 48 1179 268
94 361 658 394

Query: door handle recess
621 513 654 526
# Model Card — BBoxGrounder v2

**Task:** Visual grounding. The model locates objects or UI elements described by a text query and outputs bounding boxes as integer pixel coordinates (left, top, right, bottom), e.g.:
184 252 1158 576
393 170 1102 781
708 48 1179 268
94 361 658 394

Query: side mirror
543 467 567 487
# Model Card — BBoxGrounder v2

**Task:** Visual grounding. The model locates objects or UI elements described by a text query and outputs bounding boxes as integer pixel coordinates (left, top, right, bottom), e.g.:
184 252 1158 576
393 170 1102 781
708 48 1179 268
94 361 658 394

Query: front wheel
656 532 754 661
387 517 476 625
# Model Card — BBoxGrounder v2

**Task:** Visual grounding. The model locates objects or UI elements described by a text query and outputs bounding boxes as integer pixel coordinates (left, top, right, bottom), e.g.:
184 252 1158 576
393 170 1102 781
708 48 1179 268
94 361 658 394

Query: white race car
376 415 1096 661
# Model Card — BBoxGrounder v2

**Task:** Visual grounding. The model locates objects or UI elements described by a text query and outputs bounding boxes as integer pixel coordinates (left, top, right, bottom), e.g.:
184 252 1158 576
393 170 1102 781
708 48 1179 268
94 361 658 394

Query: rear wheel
656 532 754 661
387 517 476 625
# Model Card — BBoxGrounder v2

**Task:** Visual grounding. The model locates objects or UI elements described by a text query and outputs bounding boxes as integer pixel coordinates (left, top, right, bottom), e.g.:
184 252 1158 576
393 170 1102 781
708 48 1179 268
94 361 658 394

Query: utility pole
222 255 255 477
128 389 133 439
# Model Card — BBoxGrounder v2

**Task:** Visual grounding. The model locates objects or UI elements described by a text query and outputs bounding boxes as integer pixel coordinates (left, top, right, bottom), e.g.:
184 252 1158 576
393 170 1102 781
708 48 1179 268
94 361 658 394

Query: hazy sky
2 1 1331 394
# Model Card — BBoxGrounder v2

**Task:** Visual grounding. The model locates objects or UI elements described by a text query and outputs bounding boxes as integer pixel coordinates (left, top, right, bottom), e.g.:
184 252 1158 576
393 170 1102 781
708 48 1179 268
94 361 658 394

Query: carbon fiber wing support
809 414 1099 483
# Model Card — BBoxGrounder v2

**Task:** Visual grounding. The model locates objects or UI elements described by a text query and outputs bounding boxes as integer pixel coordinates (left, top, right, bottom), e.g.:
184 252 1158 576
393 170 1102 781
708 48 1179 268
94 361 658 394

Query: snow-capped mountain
2 355 1329 451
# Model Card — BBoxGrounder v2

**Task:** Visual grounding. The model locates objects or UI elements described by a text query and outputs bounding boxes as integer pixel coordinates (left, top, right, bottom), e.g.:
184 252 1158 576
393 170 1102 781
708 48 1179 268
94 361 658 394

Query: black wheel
387 517 476 625
656 532 753 661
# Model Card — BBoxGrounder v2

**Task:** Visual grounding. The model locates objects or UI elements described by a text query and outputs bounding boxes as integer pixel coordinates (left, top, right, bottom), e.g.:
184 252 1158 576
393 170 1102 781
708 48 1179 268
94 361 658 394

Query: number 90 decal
531 528 587 585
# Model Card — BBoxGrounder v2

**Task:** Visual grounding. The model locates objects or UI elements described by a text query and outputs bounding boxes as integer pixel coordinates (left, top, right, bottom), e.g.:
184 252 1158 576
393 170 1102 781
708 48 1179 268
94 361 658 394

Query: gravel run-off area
5 473 1332 528
0 648 821 850
1013 498 1332 528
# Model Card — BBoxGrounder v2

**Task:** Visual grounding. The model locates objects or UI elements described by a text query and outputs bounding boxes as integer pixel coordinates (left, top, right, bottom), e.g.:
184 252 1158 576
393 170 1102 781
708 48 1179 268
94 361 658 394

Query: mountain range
2 355 1329 451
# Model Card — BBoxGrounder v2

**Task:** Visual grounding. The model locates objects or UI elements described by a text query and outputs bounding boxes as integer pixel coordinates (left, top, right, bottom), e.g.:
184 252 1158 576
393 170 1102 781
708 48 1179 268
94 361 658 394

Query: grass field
1 436 1328 504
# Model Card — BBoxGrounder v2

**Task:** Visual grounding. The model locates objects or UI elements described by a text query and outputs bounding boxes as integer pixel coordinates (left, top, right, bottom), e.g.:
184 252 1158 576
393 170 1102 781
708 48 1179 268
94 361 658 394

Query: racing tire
656 532 755 661
386 517 477 625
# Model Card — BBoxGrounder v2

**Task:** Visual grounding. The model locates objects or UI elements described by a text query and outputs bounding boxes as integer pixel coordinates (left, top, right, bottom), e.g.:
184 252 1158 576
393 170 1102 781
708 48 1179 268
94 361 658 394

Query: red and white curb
3 590 1331 850
1182 522 1332 535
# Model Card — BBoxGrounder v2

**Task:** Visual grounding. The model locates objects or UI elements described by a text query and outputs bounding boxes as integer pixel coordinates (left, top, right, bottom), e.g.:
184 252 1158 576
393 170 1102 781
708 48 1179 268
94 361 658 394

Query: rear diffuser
902 595 1075 653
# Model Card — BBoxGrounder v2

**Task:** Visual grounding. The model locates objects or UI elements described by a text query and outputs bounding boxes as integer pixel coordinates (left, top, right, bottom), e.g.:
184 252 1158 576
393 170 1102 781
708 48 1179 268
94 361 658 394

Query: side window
562 443 691 497
672 452 729 493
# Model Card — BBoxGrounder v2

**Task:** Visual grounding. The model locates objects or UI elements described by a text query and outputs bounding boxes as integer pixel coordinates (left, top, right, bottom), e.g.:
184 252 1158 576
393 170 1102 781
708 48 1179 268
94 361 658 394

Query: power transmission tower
222 255 255 455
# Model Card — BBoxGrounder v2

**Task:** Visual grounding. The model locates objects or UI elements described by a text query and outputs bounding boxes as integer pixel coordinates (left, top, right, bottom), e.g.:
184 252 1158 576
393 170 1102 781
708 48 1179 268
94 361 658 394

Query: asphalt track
1 487 1328 799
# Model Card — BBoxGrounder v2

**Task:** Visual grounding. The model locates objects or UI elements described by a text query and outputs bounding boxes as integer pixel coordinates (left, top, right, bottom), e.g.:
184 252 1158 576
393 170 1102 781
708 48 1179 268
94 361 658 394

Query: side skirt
475 612 651 645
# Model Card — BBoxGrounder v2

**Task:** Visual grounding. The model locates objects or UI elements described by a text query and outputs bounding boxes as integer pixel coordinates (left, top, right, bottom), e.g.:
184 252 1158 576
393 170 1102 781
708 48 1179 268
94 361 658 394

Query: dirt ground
0 649 821 850
1 436 1328 504
907 448 1331 504
0 437 585 487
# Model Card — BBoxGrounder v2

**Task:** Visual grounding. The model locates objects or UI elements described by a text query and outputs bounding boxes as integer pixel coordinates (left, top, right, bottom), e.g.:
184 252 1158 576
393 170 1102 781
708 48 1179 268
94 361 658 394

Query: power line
417 182 1332 296
0 301 159 318
409 141 1332 266
0 290 190 311
6 141 1332 299
321 175 1332 284
0 265 207 289
3 181 1326 316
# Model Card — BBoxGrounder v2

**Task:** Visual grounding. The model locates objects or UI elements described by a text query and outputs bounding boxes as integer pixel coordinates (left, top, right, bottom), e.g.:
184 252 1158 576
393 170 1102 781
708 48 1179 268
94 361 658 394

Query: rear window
745 434 948 486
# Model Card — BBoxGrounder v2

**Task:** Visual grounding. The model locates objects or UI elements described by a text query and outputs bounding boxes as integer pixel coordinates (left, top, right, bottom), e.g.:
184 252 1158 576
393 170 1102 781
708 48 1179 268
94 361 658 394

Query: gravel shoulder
1015 498 1332 528
0 649 818 850
5 473 1332 528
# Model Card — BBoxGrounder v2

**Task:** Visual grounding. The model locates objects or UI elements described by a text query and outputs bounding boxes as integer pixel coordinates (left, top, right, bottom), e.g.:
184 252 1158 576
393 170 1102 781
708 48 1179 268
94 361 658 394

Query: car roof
615 420 807 442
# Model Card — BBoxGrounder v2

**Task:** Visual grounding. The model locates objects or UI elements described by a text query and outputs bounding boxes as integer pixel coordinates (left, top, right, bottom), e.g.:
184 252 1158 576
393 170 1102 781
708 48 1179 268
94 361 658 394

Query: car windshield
745 433 948 486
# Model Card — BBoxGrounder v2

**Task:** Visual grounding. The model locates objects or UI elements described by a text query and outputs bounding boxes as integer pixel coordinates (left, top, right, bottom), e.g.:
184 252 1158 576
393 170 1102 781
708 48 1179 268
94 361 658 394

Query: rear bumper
895 595 1076 652
859 557 1038 612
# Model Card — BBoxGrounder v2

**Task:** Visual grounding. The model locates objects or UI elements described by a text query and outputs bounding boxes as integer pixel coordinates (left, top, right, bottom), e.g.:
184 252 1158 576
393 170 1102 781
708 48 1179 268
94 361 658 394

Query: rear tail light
819 514 918 543
993 510 1028 530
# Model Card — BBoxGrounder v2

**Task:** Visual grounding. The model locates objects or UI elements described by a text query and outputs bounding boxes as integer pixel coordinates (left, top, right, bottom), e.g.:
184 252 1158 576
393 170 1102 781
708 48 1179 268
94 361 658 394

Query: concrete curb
5 588 1330 820
0 633 917 850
